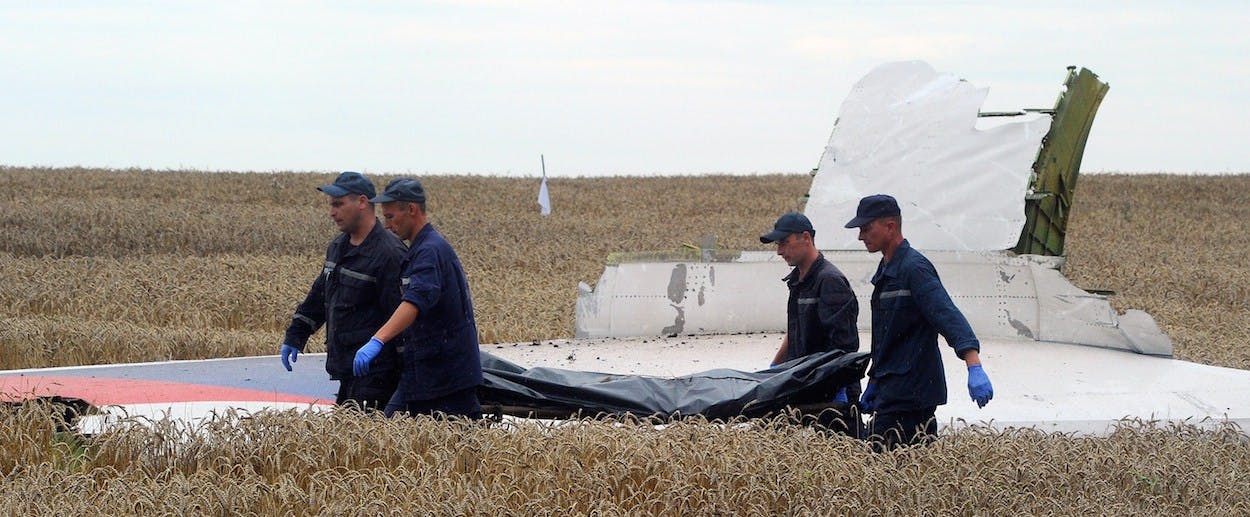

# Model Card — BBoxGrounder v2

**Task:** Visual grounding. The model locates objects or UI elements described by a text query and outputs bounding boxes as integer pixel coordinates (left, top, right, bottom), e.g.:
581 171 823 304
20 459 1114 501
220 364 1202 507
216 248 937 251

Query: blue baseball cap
760 212 815 243
844 194 901 228
317 171 376 198
370 178 426 203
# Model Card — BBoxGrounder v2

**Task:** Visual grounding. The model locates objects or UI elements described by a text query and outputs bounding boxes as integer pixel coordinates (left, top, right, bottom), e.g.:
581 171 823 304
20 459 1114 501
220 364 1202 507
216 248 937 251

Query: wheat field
1 166 1248 514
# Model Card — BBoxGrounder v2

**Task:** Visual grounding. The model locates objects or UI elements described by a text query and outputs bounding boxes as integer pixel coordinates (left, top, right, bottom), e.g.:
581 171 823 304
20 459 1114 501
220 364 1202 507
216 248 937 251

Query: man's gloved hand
834 388 848 404
280 344 299 371
859 382 878 412
967 364 994 408
354 337 384 377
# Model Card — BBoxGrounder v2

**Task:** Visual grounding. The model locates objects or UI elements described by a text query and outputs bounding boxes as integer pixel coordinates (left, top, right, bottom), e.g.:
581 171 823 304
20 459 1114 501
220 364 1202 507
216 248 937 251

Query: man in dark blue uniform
353 178 484 419
844 194 994 450
280 171 407 411
760 212 860 403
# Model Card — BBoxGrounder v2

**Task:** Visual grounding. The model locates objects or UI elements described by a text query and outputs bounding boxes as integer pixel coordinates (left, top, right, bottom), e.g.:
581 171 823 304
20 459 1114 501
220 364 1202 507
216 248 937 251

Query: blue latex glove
859 382 878 412
280 344 299 371
968 364 994 408
353 337 384 377
833 387 848 404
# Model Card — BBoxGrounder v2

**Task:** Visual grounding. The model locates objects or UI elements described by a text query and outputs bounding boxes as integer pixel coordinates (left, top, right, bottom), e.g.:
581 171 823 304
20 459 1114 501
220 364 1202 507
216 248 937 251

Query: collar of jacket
876 239 914 280
337 217 389 257
409 222 436 247
783 252 829 286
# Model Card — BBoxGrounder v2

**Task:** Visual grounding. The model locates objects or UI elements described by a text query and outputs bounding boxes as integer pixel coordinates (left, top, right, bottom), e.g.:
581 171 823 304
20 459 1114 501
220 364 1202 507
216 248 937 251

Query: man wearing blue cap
844 194 994 450
353 178 484 419
760 212 860 409
280 171 407 411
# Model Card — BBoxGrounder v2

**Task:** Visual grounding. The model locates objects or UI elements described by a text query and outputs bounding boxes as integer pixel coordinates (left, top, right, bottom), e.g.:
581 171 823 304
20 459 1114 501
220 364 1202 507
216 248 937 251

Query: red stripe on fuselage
0 375 330 406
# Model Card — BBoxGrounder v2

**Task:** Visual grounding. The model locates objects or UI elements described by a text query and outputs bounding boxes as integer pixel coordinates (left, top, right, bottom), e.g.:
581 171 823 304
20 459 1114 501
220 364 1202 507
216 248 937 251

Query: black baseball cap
317 171 376 198
760 212 815 243
370 178 427 203
844 194 901 228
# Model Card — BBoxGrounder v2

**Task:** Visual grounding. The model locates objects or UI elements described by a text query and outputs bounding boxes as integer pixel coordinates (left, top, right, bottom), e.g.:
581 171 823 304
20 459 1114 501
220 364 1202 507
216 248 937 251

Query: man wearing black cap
760 212 860 406
280 171 407 411
844 194 994 450
353 178 484 419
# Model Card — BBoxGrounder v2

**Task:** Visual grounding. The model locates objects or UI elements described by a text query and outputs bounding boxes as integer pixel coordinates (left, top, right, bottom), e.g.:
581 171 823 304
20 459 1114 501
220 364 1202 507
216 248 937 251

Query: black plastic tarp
479 350 869 420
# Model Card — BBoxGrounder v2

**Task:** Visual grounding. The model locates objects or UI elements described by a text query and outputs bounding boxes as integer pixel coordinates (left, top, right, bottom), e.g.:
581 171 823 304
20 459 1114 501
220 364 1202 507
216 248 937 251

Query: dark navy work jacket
783 253 859 362
284 219 407 380
868 240 979 413
392 224 483 400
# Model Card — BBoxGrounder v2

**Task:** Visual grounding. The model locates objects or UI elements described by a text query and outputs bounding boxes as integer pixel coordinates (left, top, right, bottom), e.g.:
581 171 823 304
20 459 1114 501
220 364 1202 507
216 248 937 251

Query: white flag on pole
538 155 551 216
538 174 551 216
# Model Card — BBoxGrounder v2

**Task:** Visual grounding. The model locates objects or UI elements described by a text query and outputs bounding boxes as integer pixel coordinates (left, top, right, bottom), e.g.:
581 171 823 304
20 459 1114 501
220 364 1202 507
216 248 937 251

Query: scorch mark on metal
1005 310 1036 339
661 304 685 336
998 269 1016 284
667 264 687 304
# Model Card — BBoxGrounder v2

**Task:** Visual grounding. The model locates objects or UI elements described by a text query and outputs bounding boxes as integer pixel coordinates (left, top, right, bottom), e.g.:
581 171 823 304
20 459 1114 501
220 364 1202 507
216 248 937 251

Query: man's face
380 201 417 241
328 194 369 234
857 219 889 253
774 232 809 266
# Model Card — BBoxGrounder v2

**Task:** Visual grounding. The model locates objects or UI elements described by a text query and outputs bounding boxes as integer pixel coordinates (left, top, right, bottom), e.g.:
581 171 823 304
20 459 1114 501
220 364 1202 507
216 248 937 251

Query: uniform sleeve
908 261 980 356
401 245 443 313
817 275 859 353
283 264 328 351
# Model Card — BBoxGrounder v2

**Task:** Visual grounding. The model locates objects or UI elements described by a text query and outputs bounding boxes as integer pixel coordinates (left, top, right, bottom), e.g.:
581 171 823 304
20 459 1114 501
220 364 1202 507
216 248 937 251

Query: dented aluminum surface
575 250 1172 357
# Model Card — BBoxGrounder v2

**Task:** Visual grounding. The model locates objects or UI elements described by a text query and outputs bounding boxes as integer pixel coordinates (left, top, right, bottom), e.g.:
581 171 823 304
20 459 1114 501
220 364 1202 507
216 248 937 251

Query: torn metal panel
0 355 337 434
1014 67 1110 256
575 251 1172 357
804 61 1053 251
575 254 785 338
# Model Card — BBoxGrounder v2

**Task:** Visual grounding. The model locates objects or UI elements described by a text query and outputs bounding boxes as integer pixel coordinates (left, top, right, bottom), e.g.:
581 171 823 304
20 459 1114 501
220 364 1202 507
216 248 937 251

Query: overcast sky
2 1 1247 176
